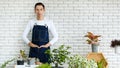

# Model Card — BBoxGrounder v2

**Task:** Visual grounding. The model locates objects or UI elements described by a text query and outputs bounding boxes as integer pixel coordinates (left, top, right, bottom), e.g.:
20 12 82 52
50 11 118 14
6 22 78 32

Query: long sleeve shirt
22 18 58 45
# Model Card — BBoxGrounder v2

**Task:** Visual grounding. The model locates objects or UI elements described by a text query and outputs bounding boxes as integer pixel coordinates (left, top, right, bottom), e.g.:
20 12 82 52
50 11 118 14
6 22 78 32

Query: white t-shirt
22 18 58 45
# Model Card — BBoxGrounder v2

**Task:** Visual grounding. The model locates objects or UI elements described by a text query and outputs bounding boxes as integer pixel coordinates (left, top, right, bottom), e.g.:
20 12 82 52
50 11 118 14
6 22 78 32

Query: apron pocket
33 30 48 42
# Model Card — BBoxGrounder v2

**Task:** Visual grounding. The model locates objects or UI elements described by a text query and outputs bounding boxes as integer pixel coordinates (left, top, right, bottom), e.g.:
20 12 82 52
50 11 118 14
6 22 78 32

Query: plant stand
87 52 108 68
91 44 99 52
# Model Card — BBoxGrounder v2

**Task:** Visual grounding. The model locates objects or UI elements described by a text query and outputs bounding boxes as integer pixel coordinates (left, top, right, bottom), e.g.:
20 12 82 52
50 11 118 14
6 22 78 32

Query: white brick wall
0 0 120 68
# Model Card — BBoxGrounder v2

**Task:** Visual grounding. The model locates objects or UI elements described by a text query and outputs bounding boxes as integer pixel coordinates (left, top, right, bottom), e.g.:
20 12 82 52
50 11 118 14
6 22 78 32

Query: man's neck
37 16 44 20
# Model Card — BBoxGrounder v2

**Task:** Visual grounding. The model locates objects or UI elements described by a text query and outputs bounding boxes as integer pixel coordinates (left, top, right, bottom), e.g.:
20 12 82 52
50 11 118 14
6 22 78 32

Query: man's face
35 5 45 17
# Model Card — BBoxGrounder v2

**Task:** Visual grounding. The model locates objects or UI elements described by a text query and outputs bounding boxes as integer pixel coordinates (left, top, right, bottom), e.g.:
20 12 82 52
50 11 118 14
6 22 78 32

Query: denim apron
29 23 50 63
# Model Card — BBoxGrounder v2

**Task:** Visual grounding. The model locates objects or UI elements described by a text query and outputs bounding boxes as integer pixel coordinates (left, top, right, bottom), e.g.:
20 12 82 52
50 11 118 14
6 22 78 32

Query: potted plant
17 50 27 65
45 45 71 68
84 32 101 52
111 39 120 54
68 54 98 68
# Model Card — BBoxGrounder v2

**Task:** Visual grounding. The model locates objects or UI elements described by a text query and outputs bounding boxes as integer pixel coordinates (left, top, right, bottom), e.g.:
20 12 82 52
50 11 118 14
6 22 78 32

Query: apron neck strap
34 23 37 25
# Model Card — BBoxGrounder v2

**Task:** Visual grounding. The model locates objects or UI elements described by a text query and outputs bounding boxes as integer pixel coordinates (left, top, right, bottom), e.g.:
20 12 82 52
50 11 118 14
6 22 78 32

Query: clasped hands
36 45 48 48
29 42 50 48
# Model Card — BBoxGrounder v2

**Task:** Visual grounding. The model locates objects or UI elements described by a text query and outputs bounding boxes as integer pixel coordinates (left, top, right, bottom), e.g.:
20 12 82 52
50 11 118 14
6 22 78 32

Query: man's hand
39 45 48 48
28 42 40 48
39 42 51 48
29 42 51 48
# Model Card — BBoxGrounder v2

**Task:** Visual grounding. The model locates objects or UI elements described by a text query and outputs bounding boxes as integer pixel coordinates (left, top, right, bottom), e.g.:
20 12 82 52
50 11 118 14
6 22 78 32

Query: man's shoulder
29 18 36 22
45 18 53 24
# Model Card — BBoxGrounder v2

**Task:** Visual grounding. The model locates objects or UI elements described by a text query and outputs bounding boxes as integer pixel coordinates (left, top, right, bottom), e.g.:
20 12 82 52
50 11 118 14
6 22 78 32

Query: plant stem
55 63 58 68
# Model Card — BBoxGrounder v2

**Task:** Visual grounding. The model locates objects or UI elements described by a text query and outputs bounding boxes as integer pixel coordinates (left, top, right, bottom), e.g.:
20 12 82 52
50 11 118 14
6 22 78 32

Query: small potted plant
68 54 98 68
111 39 120 54
84 32 101 52
45 45 71 68
17 50 27 65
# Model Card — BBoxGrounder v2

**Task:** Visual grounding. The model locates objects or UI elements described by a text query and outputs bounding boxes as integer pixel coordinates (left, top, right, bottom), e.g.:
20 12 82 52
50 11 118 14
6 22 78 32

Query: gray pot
52 66 64 68
91 44 99 52
27 58 36 65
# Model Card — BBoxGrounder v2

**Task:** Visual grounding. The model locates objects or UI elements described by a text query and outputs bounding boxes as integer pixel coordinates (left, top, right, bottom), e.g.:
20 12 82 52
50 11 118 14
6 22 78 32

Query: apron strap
45 24 48 28
34 23 37 25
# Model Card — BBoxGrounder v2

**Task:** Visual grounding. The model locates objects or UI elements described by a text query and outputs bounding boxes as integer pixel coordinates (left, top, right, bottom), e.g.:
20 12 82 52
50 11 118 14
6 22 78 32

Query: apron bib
29 23 50 63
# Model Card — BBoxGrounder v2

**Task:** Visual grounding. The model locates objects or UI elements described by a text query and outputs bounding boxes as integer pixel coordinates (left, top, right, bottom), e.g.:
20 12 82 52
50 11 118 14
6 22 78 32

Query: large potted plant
84 32 101 52
68 54 98 68
45 45 71 68
111 39 120 54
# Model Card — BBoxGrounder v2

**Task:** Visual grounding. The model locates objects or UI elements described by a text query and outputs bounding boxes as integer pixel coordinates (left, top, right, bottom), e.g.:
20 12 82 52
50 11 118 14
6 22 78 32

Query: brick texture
0 0 120 68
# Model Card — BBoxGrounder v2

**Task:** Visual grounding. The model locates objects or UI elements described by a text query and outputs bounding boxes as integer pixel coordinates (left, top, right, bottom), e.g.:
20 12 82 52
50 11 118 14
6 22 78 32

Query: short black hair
34 2 45 9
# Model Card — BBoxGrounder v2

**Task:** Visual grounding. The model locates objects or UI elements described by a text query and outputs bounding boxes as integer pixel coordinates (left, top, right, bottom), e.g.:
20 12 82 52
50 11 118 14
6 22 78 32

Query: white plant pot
115 46 120 54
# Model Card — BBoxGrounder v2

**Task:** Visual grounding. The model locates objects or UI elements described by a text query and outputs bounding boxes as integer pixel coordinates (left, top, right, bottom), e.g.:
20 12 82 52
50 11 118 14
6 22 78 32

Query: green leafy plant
45 45 71 68
18 49 27 61
97 59 105 68
1 58 15 68
68 55 98 68
20 50 27 60
36 63 51 68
